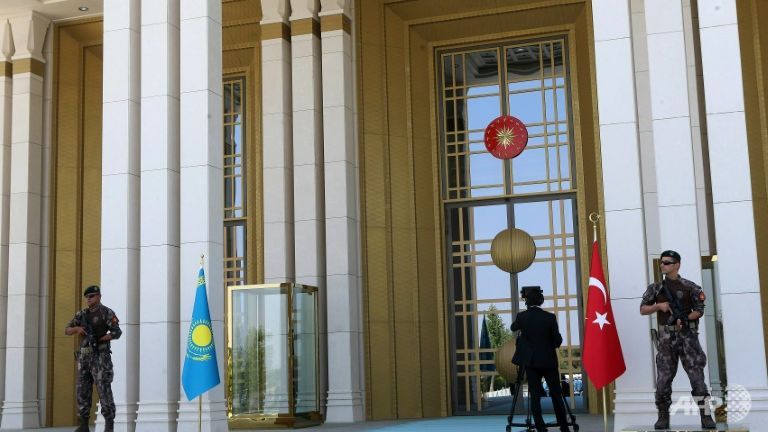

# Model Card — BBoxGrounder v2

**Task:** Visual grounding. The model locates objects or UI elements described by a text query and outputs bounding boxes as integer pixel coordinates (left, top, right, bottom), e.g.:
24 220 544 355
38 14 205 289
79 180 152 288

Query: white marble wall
320 0 364 422
177 0 226 430
696 0 768 424
290 0 328 415
136 0 181 430
0 12 49 430
0 20 12 430
591 1 655 429
262 0 295 284
101 0 141 430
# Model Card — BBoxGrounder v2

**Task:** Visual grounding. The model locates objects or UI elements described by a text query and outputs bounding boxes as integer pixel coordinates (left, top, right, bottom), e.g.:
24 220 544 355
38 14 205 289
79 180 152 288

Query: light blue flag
182 266 220 400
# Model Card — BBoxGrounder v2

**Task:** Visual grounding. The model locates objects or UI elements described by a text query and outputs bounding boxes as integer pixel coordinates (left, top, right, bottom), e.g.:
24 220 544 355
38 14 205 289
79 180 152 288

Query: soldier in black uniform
640 251 716 430
65 285 122 432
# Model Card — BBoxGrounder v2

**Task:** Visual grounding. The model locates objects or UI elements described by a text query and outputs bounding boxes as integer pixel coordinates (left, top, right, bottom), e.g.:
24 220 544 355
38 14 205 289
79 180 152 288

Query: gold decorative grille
224 78 246 287
441 40 572 202
439 38 583 415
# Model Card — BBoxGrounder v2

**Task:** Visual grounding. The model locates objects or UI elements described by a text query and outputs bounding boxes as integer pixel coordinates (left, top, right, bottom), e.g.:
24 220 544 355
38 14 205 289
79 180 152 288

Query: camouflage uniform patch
655 327 709 411
67 304 122 421
76 350 116 420
641 276 709 411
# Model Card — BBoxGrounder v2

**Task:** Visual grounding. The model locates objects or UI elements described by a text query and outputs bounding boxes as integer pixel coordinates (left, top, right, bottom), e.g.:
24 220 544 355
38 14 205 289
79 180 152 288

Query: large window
439 38 583 415
224 78 246 287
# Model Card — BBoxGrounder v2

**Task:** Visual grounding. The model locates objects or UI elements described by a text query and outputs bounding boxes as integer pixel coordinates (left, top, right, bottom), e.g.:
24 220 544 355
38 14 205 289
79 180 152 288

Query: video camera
520 285 543 299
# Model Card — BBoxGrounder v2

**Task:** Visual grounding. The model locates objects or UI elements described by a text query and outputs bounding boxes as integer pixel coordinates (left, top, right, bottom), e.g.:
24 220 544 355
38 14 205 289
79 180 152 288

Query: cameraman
511 287 570 432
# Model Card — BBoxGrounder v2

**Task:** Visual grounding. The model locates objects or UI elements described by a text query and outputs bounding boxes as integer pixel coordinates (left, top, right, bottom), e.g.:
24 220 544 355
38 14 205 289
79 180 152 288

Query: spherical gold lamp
495 338 518 383
490 228 536 274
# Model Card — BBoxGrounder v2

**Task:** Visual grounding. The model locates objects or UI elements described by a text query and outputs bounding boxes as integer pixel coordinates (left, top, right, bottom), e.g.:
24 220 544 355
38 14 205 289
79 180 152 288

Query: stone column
696 0 768 424
590 1 654 429
136 1 180 430
644 0 709 421
0 11 49 429
320 0 363 422
261 0 294 284
0 19 12 429
290 0 326 415
176 0 226 430
101 0 141 430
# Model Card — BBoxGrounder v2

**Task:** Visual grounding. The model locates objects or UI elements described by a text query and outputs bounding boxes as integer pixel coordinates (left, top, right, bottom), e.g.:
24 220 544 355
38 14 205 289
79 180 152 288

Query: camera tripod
505 366 579 432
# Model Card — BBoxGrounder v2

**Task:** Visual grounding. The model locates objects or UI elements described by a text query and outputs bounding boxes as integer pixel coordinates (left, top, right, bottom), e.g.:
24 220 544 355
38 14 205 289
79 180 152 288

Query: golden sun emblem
495 127 516 148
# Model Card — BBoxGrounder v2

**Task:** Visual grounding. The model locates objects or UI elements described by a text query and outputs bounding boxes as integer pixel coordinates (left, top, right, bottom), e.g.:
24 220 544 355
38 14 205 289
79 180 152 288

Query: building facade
0 0 766 431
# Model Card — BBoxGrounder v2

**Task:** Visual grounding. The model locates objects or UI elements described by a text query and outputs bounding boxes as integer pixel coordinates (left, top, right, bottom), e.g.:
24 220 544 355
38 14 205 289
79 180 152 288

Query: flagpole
589 212 599 243
590 212 609 432
199 253 204 432
602 388 608 432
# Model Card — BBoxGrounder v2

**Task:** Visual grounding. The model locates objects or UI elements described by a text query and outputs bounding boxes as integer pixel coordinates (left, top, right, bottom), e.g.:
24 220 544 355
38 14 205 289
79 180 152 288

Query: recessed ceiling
0 0 102 21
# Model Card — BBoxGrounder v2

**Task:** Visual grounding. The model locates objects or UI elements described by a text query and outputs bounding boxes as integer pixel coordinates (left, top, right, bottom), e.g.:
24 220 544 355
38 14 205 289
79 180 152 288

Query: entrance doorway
437 38 585 415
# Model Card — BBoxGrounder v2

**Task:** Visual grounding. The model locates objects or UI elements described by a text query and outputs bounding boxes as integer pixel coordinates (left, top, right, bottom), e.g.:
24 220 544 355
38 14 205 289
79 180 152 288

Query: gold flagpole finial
200 254 205 266
588 212 600 243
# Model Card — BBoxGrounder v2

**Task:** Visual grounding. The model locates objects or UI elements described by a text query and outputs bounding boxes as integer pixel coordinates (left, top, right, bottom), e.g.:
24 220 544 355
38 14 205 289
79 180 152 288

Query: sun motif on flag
187 319 215 361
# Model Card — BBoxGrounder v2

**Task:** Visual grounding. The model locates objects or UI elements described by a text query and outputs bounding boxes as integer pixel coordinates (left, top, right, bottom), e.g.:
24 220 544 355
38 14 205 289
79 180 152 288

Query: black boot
73 417 89 432
699 405 716 429
654 411 669 430
105 418 114 432
696 397 717 429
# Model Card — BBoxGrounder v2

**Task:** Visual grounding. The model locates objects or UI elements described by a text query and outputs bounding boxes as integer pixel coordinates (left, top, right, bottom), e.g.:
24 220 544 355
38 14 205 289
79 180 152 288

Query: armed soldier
640 250 716 430
65 285 122 432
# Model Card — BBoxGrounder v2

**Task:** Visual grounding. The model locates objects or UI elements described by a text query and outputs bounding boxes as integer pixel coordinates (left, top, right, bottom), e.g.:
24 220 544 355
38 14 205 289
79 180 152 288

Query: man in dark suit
512 287 570 432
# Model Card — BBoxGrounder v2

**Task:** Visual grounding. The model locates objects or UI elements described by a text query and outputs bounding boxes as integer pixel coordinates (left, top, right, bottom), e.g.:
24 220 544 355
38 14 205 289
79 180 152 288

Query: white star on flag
593 311 611 330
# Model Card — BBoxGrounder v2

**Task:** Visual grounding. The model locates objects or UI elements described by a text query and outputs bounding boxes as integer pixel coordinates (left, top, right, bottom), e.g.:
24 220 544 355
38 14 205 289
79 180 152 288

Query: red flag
582 241 626 390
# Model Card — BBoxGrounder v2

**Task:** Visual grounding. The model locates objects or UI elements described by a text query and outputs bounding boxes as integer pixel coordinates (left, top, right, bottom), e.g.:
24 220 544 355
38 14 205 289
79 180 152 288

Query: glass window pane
466 96 500 131
464 50 499 87
508 91 543 124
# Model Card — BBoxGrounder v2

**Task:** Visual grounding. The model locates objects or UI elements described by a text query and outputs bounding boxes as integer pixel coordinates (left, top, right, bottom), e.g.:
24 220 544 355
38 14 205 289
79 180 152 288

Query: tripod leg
507 367 525 431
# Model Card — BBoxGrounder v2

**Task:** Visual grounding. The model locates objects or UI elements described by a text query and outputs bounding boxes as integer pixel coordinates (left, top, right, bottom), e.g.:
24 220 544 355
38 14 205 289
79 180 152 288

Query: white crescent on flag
589 276 607 304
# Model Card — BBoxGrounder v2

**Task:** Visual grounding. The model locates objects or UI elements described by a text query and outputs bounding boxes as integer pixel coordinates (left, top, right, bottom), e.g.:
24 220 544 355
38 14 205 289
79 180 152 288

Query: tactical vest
655 278 694 326
81 306 110 347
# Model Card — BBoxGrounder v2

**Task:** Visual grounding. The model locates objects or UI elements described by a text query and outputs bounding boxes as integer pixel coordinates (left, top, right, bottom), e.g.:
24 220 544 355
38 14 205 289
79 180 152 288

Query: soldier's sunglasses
85 293 99 299
660 260 677 266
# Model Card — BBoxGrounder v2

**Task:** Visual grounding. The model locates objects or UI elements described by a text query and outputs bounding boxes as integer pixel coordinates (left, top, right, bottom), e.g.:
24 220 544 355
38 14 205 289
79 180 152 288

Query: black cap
83 285 100 296
660 250 681 262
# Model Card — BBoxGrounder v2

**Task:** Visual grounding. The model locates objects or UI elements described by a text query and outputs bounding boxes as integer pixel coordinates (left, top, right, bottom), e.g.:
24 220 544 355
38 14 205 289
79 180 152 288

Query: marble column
177 0 226 430
290 0 326 415
0 11 49 429
261 0 295 284
136 0 180 430
696 0 768 424
101 0 141 430
0 19 12 429
591 1 655 428
644 0 710 422
320 0 363 422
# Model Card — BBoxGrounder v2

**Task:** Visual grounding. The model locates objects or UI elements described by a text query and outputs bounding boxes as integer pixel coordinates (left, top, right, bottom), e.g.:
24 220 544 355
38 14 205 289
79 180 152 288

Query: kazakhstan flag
182 266 220 400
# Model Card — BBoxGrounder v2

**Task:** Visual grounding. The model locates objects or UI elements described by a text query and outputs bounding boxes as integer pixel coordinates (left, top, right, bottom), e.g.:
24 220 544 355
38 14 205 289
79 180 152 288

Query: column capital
260 0 290 24
1 20 14 61
319 0 349 17
289 0 319 21
8 11 49 63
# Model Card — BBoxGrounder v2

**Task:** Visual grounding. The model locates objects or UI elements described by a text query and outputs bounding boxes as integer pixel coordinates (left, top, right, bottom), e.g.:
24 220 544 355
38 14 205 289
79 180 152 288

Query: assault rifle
660 279 690 329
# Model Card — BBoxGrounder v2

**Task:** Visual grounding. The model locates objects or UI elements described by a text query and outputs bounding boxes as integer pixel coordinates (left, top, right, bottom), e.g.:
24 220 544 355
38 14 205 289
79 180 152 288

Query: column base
176 400 228 432
325 390 364 423
135 401 178 432
0 400 40 429
95 402 138 432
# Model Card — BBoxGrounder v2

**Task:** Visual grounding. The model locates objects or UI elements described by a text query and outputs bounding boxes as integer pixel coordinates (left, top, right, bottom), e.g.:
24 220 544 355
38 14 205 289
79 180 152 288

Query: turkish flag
582 241 626 390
